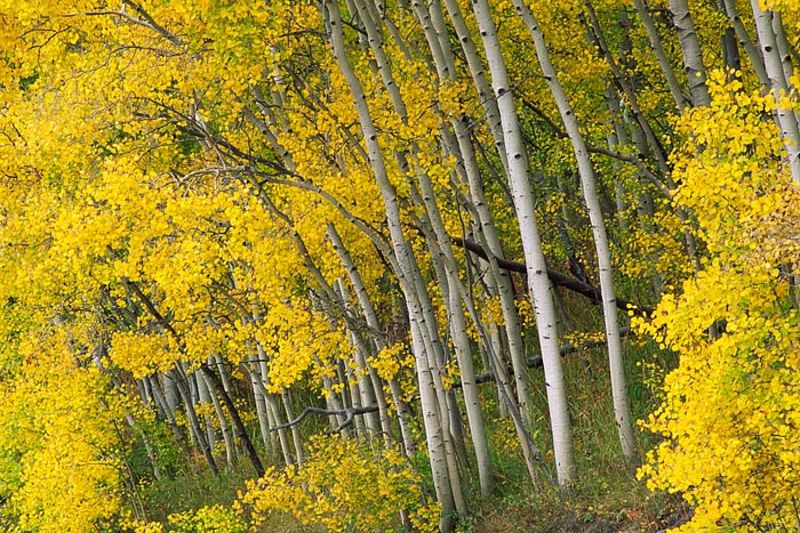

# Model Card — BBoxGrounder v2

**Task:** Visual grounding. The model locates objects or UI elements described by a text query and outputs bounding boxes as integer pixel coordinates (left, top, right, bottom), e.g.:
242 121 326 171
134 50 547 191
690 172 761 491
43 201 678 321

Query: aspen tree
670 0 712 106
751 0 800 182
632 0 691 111
721 0 771 88
202 369 236 467
323 1 457 525
471 0 577 486
196 370 218 460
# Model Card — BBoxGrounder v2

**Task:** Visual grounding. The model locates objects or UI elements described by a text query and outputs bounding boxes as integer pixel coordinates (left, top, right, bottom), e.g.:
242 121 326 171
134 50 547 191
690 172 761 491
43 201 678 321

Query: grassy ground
453 318 684 532
138 297 685 531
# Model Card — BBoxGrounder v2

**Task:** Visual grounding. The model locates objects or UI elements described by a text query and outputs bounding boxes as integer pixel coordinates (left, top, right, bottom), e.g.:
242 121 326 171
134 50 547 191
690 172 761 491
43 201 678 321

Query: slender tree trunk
335 279 392 441
364 0 493 493
126 413 161 480
515 0 639 465
631 0 689 111
440 0 508 167
751 0 800 182
162 372 179 415
429 1 539 476
282 390 305 464
202 367 236 467
771 11 794 88
250 360 273 457
195 369 218 457
343 358 366 434
171 367 219 475
341 309 381 437
315 354 348 431
449 119 534 428
214 354 233 395
722 0 770 88
150 374 191 459
489 325 510 419
200 363 265 477
406 178 492 494
471 0 577 487
248 351 293 466
670 0 711 106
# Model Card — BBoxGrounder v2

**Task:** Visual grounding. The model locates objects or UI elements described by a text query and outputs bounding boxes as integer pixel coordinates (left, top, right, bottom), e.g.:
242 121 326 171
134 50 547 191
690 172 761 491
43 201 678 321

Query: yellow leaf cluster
237 435 438 532
637 71 800 530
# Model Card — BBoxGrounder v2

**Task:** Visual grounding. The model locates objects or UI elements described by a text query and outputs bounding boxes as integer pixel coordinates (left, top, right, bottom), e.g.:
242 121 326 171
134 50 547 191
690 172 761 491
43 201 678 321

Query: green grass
141 465 254 523
136 297 686 532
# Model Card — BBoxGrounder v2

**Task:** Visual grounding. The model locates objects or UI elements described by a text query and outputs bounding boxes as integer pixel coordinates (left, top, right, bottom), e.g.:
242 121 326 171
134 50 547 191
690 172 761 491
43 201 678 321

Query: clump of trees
0 0 798 531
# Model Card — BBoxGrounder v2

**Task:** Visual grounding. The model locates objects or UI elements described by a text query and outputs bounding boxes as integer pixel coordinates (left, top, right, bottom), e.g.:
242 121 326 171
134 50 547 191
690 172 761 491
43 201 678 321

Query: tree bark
471 0 577 487
751 0 800 182
670 0 711 106
632 0 690 111
515 0 639 465
722 0 770 88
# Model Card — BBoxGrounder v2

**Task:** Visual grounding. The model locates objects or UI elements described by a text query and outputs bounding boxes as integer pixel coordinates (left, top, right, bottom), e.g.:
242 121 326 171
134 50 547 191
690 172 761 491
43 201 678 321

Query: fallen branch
451 237 653 316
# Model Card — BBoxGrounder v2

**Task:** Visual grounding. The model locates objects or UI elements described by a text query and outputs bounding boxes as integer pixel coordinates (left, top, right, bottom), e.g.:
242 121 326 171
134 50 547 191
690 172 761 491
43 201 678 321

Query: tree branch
464 327 631 386
451 237 653 315
271 405 380 433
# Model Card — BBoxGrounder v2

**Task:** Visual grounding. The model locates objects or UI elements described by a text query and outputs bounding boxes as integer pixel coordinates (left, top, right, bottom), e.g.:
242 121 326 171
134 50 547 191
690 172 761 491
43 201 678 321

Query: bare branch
466 327 633 386
271 405 380 433
451 237 654 315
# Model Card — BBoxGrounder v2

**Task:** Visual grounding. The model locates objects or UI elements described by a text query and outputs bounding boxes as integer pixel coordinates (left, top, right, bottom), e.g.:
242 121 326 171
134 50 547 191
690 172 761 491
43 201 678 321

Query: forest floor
466 483 691 532
142 300 683 532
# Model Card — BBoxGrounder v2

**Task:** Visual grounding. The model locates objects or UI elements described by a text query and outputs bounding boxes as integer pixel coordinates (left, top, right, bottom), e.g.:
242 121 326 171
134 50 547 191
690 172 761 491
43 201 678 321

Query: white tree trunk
471 0 577 486
250 361 273 457
670 0 711 106
441 0 508 167
721 0 770 88
410 195 493 495
632 0 690 111
431 0 536 447
514 0 639 465
771 11 794 88
171 367 218 474
282 391 305 464
254 346 294 466
450 113 534 426
343 358 366 434
751 0 800 182
201 368 236 466
162 372 179 414
195 368 217 455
